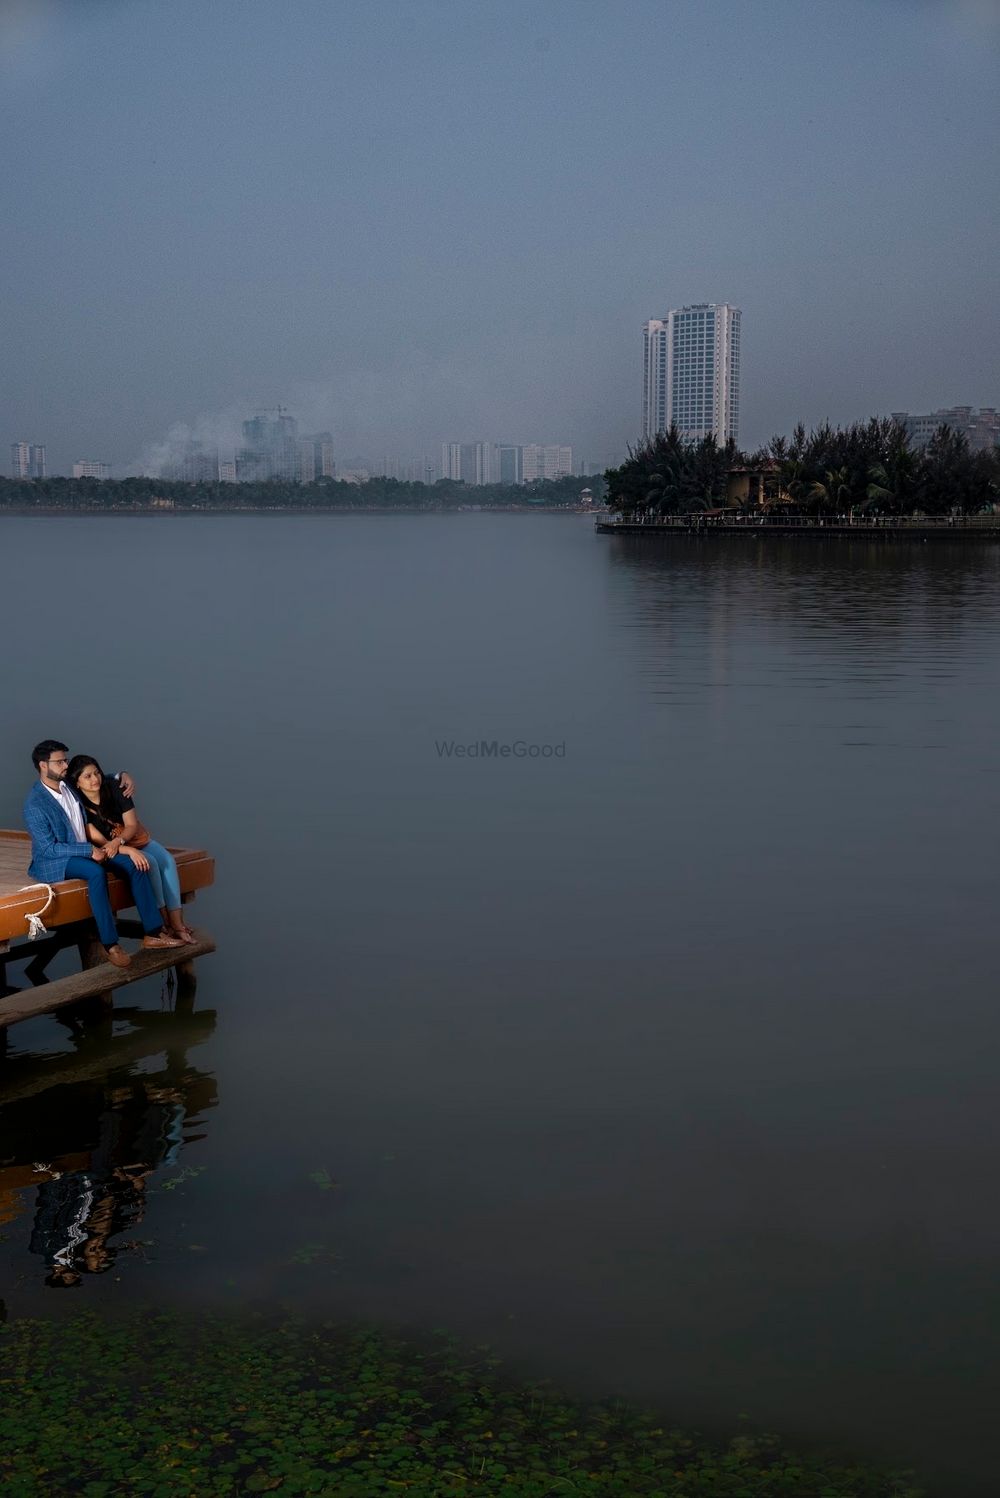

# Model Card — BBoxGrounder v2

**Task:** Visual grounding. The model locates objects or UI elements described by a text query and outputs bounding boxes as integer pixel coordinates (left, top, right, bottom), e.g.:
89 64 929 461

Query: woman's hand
124 847 150 871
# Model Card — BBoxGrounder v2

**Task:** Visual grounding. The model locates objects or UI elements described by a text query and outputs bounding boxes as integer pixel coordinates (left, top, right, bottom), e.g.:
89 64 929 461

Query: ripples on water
2 518 1000 1492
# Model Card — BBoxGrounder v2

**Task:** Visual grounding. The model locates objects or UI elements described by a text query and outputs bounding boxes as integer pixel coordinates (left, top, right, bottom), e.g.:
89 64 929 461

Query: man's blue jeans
63 854 163 947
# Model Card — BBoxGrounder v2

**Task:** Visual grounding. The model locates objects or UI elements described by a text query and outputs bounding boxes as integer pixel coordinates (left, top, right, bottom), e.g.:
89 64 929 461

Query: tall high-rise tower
641 303 741 445
11 442 46 478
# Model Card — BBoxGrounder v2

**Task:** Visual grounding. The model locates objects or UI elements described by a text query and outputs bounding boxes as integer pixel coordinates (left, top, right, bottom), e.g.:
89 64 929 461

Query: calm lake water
2 515 999 1492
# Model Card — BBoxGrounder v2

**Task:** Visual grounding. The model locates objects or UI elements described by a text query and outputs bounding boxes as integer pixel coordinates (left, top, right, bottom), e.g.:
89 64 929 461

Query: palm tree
807 466 851 516
639 428 688 514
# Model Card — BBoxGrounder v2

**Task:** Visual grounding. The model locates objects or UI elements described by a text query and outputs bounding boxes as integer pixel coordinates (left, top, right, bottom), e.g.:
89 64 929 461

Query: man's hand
119 771 136 799
92 845 107 862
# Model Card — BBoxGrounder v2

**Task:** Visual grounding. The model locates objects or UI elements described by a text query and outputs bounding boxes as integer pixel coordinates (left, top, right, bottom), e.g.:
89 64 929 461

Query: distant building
11 442 46 479
289 431 335 483
441 442 572 485
72 461 111 479
219 461 237 483
231 412 334 482
891 406 1000 453
236 409 300 481
309 432 336 480
440 443 460 481
371 455 436 483
726 463 788 508
406 455 438 485
374 456 404 481
495 444 523 485
441 441 495 485
522 444 573 482
165 445 219 483
642 303 741 444
297 437 318 484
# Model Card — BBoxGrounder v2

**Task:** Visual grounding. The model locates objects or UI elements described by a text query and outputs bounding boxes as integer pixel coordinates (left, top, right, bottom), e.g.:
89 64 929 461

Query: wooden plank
0 929 216 1029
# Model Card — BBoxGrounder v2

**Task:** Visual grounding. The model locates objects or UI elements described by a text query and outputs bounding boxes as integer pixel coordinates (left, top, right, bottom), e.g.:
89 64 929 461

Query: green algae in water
0 1313 924 1496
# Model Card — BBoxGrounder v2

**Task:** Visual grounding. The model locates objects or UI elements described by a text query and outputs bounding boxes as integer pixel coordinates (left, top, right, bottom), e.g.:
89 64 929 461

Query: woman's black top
76 781 135 842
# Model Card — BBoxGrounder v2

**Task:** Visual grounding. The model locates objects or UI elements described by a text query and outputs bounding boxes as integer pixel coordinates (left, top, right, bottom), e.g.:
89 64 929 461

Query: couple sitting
23 739 195 970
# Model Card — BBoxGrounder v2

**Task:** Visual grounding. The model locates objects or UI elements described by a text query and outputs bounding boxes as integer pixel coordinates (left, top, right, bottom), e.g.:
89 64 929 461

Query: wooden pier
596 514 1000 540
0 830 215 1031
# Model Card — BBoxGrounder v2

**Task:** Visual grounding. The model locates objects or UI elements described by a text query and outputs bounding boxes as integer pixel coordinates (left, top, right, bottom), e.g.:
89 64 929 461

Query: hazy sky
3 0 998 472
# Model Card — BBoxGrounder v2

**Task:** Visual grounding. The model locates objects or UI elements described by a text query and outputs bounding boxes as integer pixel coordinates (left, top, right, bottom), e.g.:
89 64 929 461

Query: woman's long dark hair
66 754 120 824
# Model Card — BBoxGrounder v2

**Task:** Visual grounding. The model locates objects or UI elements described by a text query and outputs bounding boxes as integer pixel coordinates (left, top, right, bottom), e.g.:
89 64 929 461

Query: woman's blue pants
141 839 182 912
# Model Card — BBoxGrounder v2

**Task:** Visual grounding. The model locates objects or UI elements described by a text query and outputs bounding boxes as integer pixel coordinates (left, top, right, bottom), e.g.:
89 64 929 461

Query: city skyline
12 387 1000 481
3 1 998 474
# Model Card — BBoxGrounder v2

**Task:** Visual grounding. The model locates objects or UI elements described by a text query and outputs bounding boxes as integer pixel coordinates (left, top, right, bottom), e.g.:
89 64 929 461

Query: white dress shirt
43 781 89 844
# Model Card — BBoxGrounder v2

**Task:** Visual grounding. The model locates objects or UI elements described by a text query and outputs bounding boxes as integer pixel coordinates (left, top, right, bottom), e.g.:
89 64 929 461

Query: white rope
17 883 56 939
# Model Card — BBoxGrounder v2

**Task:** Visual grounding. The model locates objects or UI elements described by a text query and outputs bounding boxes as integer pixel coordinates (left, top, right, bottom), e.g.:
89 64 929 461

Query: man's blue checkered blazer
23 780 95 882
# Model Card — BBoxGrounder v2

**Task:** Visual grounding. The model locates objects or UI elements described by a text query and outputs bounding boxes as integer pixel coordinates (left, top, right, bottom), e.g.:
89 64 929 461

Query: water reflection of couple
23 739 195 970
29 1080 200 1288
30 1110 161 1288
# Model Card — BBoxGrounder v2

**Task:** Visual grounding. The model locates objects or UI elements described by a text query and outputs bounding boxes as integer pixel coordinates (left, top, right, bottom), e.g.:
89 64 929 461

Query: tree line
0 473 603 511
604 419 1000 517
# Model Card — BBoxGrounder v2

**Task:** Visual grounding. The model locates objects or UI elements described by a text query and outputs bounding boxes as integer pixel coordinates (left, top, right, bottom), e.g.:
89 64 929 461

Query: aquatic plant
0 1312 924 1495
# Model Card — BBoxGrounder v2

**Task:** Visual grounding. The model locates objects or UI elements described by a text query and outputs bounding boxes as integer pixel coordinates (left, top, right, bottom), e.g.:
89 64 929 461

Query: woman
66 755 195 944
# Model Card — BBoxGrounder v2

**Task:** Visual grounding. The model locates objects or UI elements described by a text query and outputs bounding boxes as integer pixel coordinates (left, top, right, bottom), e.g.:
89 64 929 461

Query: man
23 740 183 969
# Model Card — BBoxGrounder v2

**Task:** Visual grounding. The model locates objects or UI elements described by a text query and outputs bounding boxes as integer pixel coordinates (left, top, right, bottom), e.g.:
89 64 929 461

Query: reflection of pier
0 1004 217 1291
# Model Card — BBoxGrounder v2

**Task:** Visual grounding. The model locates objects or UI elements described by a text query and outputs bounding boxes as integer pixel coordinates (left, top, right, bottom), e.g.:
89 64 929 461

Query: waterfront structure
72 461 111 479
11 442 46 479
0 828 215 1029
891 406 1000 453
641 303 741 444
219 462 236 482
522 444 573 482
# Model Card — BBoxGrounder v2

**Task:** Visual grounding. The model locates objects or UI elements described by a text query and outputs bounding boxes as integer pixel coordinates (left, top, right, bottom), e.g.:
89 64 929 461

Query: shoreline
598 516 1000 542
0 505 596 518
